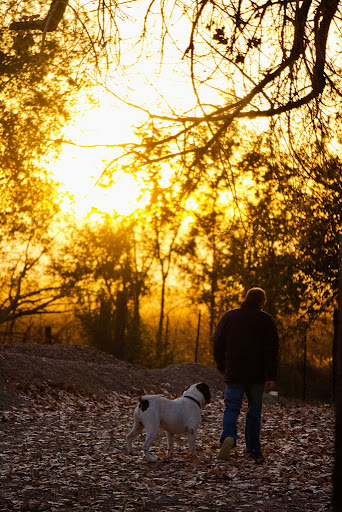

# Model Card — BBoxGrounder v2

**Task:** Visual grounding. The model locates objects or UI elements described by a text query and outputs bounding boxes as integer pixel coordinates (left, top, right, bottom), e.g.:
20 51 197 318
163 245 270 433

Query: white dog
126 382 211 462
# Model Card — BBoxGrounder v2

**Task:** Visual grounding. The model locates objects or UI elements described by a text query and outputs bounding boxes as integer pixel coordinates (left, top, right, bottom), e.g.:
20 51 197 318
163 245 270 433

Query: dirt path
0 344 334 511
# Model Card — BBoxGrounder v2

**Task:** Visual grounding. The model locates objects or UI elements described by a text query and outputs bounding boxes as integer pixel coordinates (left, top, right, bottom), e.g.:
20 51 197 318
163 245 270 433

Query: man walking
213 287 279 462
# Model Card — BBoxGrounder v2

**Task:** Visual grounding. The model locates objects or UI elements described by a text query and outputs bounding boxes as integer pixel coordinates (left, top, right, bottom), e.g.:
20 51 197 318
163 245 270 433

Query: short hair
244 287 267 308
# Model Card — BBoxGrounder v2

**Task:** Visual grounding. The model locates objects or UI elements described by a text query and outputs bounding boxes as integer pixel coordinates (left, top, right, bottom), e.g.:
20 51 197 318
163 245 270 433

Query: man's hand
264 381 276 393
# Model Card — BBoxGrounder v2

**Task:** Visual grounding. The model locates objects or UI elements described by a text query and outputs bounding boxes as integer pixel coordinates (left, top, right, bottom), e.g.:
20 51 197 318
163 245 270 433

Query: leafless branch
9 0 69 32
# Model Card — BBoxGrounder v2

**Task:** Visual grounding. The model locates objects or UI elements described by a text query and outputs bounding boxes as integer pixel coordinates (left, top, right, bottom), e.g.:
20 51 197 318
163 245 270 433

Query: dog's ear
196 382 211 403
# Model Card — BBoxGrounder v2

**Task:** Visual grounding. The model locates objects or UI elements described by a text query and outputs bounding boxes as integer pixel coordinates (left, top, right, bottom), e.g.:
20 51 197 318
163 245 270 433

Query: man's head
243 287 267 309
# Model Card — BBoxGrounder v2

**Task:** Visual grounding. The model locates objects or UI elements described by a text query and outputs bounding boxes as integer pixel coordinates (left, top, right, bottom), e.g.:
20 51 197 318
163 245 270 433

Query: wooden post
303 332 307 402
45 326 52 344
163 315 169 366
334 225 342 511
195 310 201 363
334 310 338 402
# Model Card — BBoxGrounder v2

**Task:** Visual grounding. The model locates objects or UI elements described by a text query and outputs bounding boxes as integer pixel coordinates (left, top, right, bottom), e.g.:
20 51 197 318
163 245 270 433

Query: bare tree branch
9 0 69 33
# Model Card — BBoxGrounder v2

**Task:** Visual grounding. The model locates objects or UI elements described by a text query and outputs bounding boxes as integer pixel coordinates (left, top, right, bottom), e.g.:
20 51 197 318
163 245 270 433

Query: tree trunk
195 310 201 363
163 315 169 366
334 226 342 511
127 281 143 363
9 0 69 32
114 289 128 360
156 276 166 364
209 267 218 342
302 332 307 402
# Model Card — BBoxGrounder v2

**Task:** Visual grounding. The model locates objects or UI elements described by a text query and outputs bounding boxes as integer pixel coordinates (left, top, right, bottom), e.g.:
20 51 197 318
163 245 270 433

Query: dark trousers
220 383 264 457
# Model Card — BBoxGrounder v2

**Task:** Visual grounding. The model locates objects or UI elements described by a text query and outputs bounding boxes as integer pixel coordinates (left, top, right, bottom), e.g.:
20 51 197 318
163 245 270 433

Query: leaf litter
0 343 334 511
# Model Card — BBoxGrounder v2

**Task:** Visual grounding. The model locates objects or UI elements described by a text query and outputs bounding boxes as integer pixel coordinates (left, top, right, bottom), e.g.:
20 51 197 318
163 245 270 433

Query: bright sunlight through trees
1 0 342 504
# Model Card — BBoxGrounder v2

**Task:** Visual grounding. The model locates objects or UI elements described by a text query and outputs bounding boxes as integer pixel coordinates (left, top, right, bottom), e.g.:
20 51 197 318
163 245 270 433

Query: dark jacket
213 303 279 385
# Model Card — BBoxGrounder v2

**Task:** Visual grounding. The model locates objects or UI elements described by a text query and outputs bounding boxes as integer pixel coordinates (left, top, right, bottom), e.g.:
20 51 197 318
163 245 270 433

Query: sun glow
50 12 241 221
52 98 150 219
51 56 199 220
50 16 224 220
60 170 150 219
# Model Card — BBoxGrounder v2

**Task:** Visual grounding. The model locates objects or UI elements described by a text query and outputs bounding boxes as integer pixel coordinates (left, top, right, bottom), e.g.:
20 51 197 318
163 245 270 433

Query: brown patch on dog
139 398 149 411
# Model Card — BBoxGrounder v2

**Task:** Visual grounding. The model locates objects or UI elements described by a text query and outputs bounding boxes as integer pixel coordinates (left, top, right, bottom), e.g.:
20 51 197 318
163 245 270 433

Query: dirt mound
0 343 224 411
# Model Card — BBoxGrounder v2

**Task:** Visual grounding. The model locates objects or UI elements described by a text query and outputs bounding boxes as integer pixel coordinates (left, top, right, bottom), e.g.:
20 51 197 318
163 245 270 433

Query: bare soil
0 343 225 410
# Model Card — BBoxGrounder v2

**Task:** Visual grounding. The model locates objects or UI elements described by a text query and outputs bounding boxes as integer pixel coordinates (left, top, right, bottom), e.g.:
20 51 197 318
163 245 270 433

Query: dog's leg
166 431 175 459
143 426 159 462
188 428 197 456
126 419 144 455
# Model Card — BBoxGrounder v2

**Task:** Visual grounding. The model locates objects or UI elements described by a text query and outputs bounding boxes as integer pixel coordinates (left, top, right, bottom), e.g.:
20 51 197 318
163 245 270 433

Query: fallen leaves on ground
0 384 334 511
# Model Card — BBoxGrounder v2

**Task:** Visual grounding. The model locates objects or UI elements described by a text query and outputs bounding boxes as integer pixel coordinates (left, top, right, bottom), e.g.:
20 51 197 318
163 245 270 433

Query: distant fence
0 326 54 345
277 362 333 402
0 331 27 344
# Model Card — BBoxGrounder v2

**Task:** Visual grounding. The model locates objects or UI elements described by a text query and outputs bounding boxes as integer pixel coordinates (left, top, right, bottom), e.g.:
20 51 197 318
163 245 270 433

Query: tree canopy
6 0 342 145
0 3 80 328
1 0 340 341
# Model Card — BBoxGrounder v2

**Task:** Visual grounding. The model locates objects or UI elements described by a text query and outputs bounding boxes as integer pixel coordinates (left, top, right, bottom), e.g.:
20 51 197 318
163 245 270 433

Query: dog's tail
139 397 149 412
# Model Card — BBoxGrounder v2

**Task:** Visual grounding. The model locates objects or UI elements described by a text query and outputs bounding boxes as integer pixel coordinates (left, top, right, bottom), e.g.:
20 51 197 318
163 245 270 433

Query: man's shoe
253 454 265 464
244 452 265 464
217 437 235 460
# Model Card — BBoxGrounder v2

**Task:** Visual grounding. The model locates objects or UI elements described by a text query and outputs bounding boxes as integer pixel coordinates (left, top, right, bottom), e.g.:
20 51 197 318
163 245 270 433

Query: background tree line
0 1 340 405
1 115 340 402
